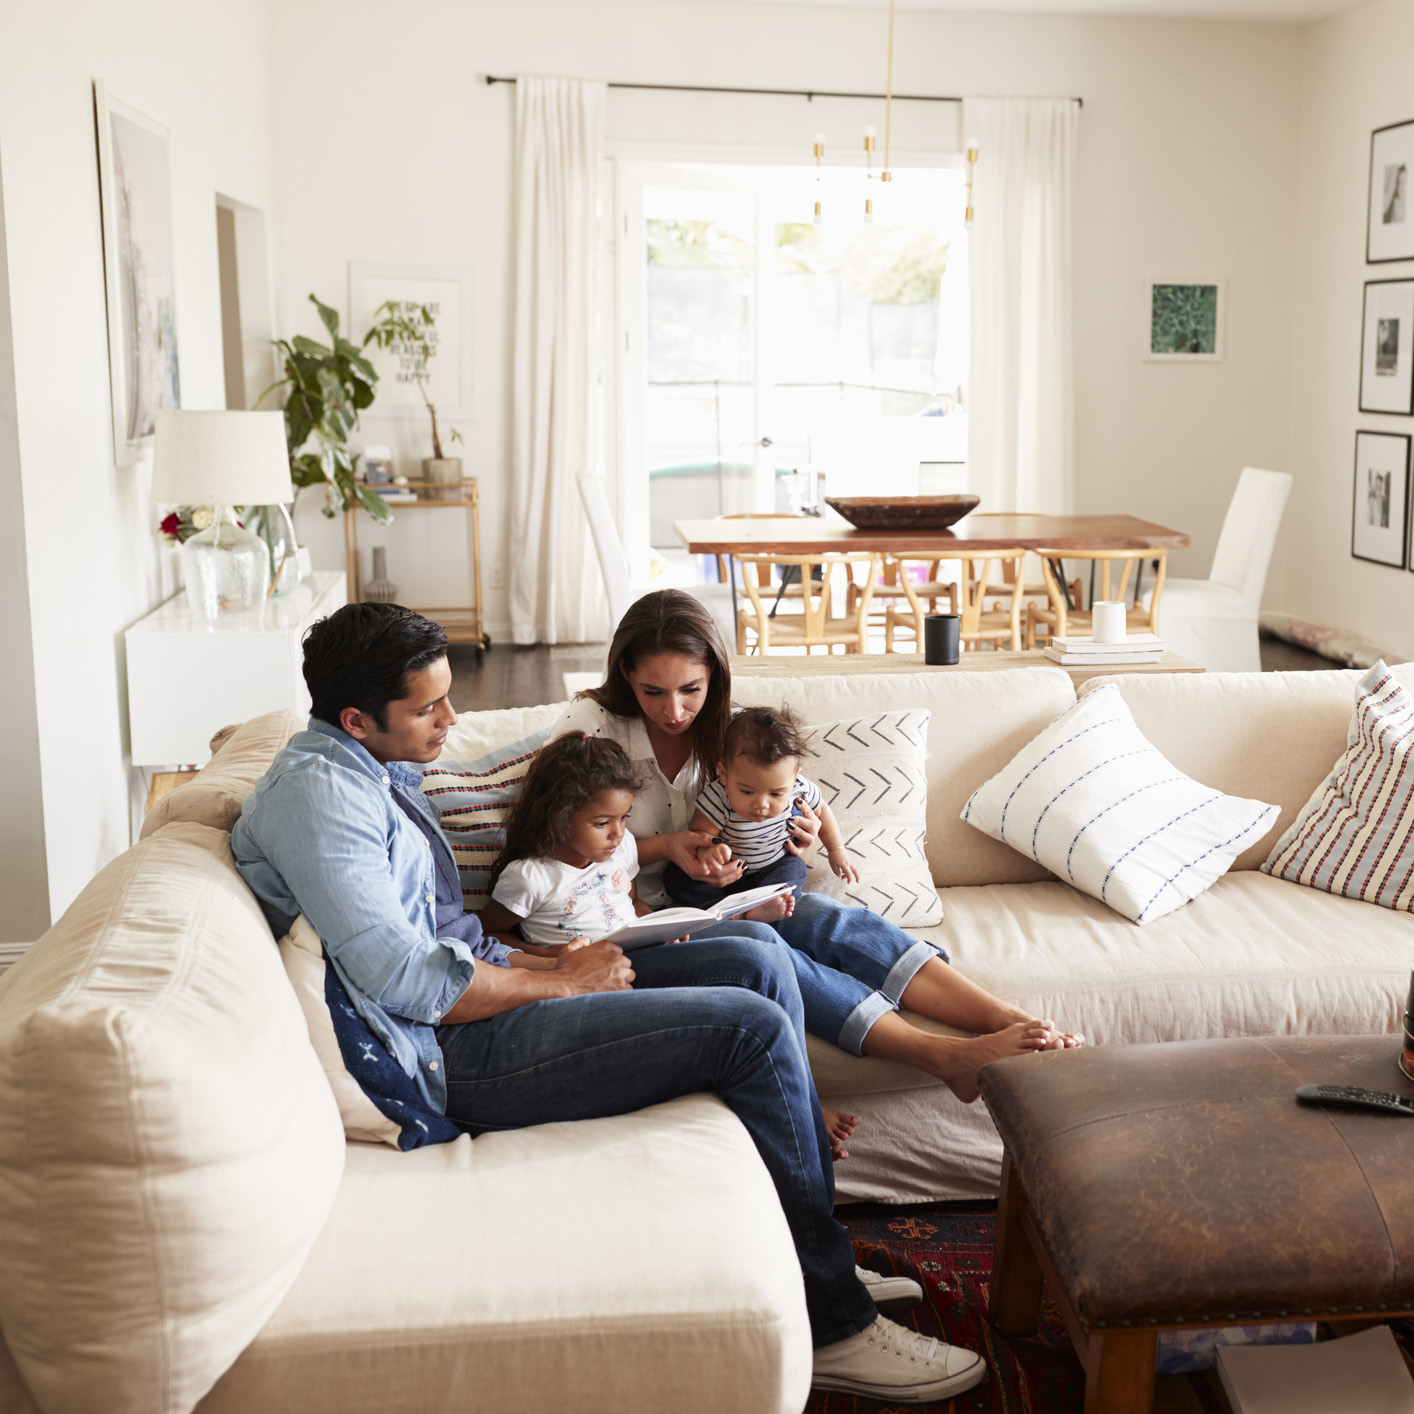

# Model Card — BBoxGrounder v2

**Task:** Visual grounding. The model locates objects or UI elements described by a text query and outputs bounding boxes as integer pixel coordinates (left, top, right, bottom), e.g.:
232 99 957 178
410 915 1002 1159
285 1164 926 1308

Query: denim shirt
232 718 511 1112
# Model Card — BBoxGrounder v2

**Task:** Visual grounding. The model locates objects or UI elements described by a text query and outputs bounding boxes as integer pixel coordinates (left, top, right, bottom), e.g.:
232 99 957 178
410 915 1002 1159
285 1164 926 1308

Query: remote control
1294 1083 1414 1116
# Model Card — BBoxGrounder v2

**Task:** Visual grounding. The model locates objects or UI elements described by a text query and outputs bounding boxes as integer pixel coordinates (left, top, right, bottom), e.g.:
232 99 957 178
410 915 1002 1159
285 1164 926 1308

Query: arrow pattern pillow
803 709 942 927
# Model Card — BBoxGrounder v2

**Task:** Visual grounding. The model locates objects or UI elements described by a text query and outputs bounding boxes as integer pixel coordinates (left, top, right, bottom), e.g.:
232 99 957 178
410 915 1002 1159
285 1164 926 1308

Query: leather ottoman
979 1035 1414 1414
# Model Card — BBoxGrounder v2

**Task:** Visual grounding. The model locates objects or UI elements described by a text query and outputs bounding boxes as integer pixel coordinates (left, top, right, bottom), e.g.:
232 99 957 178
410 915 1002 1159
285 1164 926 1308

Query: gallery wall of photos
1354 118 1414 571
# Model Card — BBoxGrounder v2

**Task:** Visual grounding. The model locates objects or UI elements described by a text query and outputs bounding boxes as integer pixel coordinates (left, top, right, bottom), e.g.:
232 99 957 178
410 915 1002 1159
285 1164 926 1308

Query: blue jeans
437 936 876 1348
662 852 808 909
769 894 943 1055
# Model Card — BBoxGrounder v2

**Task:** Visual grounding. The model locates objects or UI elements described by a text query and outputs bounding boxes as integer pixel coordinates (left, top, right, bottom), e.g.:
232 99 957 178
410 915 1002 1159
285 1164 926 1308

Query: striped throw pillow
1261 662 1414 910
420 728 551 911
962 683 1280 924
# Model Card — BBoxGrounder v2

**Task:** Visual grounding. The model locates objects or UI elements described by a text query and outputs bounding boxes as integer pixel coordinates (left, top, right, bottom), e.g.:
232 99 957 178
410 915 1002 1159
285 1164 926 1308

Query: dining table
673 512 1191 635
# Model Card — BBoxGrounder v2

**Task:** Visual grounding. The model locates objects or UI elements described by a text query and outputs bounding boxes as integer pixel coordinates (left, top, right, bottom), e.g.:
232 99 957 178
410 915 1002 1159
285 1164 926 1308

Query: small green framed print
1144 278 1225 362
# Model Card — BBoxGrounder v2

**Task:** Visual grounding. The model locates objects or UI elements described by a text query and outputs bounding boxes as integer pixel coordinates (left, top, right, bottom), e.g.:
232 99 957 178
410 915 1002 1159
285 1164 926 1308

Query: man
231 602 986 1403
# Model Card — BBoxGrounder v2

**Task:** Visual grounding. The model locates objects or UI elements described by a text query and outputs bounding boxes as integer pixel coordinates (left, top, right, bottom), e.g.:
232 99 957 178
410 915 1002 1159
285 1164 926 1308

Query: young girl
487 732 860 1157
489 734 647 948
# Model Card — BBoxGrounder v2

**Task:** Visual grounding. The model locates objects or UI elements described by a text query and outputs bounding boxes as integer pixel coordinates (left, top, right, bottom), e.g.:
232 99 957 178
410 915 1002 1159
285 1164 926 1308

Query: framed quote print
1352 431 1411 569
1359 280 1414 415
1368 120 1414 263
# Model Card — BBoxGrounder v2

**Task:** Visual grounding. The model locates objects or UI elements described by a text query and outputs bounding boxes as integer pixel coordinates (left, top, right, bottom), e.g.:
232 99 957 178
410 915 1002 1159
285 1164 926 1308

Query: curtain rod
483 75 1082 108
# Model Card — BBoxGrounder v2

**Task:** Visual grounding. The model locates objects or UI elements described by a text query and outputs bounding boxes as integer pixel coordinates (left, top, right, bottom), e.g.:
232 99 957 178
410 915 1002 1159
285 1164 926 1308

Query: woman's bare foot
1040 1030 1086 1049
745 892 796 923
822 1105 858 1161
913 1020 1054 1104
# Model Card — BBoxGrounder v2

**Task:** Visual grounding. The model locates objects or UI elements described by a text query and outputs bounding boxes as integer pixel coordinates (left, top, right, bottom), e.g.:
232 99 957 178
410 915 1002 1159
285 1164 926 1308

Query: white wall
1282 0 1414 658
274 0 1302 632
0 0 279 923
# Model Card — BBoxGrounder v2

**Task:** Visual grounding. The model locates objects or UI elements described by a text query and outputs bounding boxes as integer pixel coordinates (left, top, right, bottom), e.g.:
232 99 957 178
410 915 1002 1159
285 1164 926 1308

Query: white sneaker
812 1314 986 1402
855 1263 924 1306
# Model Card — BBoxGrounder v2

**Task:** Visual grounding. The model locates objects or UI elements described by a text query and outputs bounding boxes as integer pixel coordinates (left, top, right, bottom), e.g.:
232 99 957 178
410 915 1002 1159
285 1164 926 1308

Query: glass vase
180 506 269 618
248 502 301 596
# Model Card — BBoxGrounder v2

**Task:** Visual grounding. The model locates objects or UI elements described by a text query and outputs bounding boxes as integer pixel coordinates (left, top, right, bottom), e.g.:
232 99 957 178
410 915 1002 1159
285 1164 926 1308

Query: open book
603 883 795 950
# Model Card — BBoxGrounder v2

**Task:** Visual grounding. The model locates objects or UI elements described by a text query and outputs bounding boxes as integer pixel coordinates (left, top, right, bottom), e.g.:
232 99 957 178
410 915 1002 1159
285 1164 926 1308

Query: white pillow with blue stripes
962 683 1279 924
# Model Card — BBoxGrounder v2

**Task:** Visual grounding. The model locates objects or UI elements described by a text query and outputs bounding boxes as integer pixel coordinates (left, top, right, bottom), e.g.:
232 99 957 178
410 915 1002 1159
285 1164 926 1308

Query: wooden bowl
824 495 980 531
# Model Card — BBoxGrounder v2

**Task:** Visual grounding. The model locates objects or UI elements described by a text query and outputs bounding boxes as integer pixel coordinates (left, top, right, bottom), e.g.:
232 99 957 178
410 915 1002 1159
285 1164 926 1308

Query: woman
541 590 1082 1104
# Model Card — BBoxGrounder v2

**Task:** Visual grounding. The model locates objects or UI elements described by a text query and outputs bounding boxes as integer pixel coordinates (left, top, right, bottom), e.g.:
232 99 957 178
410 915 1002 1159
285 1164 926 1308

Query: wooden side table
344 479 487 649
125 570 347 767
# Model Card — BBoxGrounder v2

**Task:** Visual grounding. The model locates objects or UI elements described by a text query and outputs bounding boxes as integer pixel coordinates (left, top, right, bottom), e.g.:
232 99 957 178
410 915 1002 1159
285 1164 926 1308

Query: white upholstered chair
1148 467 1292 673
577 474 736 646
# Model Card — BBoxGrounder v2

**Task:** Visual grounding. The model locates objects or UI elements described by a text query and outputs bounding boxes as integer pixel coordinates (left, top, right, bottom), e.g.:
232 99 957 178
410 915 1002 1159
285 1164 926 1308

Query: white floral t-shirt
491 834 639 947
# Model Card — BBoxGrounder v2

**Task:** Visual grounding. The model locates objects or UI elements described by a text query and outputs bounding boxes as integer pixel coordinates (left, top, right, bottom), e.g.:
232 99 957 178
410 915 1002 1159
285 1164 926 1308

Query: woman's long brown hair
584 589 733 781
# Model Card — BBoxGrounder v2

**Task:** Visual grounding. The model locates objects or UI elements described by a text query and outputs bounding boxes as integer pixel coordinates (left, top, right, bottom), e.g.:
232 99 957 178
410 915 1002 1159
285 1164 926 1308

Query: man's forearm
443 959 570 1023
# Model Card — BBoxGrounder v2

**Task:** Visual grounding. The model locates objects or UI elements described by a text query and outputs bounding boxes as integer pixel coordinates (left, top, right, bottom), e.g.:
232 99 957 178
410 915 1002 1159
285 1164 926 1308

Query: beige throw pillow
802 708 942 927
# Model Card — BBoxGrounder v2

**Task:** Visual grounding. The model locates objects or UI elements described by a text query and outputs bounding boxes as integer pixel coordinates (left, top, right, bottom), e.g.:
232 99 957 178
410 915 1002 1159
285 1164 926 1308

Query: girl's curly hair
489 734 643 890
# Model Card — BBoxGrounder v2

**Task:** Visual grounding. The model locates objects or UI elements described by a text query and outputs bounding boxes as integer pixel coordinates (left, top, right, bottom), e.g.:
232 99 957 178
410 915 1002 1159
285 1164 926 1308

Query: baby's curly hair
723 705 812 769
490 734 644 888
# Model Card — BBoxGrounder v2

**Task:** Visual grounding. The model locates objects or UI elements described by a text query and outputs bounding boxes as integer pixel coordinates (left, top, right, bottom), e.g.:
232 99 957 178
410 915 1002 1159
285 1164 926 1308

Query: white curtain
963 97 1078 515
509 76 608 644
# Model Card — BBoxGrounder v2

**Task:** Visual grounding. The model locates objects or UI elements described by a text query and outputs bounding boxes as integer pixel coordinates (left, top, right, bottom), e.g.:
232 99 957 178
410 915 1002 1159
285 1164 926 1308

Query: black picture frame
1352 431 1411 569
1367 119 1414 264
1359 279 1414 414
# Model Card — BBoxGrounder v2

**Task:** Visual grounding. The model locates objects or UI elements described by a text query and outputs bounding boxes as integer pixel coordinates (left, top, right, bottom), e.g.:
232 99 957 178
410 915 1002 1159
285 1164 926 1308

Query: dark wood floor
447 642 606 713
450 632 1338 712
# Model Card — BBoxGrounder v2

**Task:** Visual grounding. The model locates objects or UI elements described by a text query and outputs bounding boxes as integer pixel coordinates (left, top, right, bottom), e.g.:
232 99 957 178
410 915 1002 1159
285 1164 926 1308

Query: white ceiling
713 0 1363 22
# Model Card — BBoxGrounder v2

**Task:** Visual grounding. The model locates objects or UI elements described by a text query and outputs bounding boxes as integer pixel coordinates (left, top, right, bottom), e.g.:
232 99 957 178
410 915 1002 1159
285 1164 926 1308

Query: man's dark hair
303 603 448 730
722 705 812 769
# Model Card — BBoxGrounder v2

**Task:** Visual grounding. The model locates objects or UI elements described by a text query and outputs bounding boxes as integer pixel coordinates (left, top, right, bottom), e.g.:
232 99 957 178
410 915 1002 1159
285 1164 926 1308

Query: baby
663 705 858 923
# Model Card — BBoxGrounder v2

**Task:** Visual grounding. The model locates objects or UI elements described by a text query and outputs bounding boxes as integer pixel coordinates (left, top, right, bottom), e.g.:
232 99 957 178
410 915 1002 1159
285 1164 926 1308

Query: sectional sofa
0 664 1408 1414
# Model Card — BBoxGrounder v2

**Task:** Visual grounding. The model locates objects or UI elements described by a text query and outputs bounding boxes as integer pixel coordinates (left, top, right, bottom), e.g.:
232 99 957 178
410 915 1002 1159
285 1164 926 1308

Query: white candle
1092 601 1127 644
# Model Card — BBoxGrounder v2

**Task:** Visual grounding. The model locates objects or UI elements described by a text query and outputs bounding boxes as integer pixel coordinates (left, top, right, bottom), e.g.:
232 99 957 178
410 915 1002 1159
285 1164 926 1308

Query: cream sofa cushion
1079 665 1414 870
0 823 345 1414
735 669 1077 886
140 708 305 839
199 1096 811 1414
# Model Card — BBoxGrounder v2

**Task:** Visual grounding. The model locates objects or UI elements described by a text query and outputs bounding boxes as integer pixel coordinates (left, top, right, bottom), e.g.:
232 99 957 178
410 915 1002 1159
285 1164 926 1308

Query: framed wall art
348 263 474 421
1367 119 1414 264
94 80 182 466
1352 430 1410 569
1359 279 1414 414
1144 278 1225 362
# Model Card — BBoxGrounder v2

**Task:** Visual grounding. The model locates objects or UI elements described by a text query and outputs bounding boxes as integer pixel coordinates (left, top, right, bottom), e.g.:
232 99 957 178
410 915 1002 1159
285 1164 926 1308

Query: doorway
614 157 968 572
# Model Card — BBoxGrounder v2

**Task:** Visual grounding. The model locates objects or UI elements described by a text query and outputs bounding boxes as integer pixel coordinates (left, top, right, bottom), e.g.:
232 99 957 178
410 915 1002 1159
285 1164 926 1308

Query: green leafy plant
256 294 392 523
363 300 463 461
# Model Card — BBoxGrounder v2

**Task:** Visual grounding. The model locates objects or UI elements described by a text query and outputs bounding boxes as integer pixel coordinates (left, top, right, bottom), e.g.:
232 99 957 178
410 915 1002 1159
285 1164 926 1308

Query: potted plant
363 300 463 499
257 295 393 524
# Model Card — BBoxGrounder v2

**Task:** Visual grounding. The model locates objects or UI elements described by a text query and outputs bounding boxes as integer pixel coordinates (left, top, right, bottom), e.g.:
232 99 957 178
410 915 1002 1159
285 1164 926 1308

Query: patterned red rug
808 1200 1083 1414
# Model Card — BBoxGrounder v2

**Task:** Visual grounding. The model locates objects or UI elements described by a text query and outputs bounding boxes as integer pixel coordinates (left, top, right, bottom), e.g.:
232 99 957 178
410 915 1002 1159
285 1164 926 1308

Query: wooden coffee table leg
1084 1329 1156 1414
990 1152 1045 1335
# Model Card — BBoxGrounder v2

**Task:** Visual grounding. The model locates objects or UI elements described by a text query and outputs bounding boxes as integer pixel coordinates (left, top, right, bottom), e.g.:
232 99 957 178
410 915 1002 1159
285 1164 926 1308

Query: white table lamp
151 410 297 618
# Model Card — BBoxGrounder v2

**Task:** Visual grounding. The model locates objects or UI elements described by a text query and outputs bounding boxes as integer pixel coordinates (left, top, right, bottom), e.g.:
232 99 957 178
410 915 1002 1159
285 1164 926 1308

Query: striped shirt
694 776 823 871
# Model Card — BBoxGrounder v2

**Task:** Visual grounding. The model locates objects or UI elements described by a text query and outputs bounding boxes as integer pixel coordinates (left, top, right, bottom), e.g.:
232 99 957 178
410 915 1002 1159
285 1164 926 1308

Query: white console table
126 571 347 768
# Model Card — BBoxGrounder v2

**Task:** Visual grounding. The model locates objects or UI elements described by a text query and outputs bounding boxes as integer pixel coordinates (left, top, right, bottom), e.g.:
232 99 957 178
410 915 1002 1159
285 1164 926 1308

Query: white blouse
548 697 706 906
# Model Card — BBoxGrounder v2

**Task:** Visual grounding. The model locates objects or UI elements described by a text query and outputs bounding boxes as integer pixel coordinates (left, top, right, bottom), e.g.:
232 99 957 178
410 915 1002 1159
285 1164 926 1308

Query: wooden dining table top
673 512 1190 556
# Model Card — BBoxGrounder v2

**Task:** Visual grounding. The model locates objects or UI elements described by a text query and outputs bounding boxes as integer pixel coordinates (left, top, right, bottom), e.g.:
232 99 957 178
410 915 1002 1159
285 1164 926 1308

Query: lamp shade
150 410 296 505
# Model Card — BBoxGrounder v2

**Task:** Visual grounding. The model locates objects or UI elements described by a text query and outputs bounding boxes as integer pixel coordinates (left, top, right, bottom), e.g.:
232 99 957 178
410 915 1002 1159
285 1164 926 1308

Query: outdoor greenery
647 218 752 269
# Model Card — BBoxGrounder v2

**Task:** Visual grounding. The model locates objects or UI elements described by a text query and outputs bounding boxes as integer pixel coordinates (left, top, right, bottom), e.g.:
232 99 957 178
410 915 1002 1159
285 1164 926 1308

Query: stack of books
364 482 418 506
1043 632 1167 667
